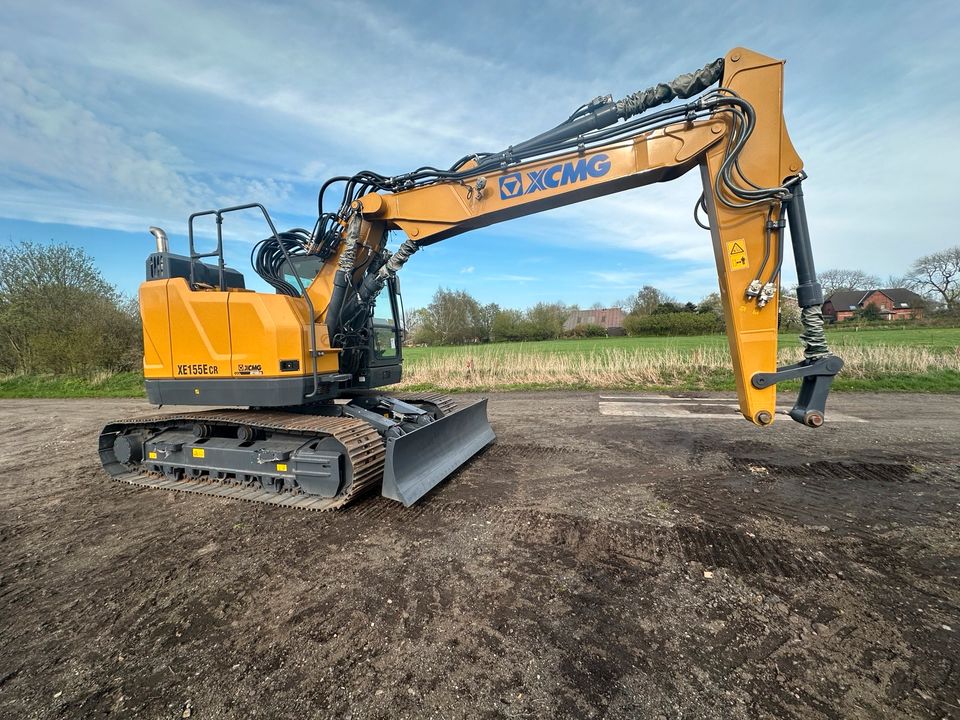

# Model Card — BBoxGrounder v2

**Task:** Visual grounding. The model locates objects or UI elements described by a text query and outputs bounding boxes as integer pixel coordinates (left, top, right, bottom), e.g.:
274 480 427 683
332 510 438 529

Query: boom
309 47 841 426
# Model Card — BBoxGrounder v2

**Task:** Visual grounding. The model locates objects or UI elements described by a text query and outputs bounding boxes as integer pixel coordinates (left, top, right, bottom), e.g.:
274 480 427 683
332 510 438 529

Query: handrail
186 203 320 398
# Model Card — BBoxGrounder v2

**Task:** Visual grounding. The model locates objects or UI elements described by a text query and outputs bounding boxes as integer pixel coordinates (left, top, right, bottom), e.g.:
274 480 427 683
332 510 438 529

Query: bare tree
884 273 912 290
907 246 960 311
403 307 423 342
818 268 881 297
778 290 802 331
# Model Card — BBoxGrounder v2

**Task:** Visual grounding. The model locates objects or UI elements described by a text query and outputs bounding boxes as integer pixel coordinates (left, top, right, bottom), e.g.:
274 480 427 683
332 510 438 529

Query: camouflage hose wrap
799 305 830 359
338 215 361 271
616 58 724 120
378 239 419 280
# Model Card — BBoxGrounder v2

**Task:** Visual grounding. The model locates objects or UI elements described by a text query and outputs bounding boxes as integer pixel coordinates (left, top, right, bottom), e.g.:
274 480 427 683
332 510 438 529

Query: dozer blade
382 399 495 506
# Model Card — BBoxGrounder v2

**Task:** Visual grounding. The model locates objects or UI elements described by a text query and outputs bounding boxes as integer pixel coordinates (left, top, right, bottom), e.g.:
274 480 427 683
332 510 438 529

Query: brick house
822 288 925 323
563 307 626 332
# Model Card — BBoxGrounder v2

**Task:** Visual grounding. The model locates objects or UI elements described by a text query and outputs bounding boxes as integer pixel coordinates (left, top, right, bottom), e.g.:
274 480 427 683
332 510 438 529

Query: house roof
872 288 925 308
824 288 925 312
824 290 868 311
563 307 626 329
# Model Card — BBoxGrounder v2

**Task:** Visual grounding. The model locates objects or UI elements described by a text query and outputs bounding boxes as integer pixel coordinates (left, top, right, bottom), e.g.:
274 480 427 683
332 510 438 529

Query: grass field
1 327 958 398
398 330 960 394
403 327 960 360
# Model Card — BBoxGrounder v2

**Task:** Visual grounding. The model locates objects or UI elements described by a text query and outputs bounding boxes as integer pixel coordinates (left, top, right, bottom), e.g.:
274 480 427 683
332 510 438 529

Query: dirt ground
0 392 958 720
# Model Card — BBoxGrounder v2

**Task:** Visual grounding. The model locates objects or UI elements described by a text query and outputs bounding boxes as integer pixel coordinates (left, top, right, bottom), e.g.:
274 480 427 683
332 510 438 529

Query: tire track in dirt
729 459 916 483
346 497 835 579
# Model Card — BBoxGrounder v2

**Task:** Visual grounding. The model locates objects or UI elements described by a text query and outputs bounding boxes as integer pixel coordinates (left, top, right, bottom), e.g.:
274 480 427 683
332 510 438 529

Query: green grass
0 372 145 399
1 327 958 398
403 326 960 361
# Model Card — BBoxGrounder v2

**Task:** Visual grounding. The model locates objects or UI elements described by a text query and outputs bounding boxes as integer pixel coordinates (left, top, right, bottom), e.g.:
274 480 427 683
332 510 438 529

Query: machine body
100 47 841 509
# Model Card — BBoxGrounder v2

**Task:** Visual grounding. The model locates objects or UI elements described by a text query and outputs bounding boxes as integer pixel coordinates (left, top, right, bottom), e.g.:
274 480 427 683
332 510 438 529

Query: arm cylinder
786 183 822 308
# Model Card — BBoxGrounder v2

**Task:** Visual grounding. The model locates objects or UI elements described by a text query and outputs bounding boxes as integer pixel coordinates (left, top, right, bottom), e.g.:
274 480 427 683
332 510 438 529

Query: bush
624 311 723 336
565 323 607 338
0 241 141 375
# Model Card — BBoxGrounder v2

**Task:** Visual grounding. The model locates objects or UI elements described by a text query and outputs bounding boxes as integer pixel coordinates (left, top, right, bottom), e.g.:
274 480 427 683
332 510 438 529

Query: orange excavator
99 47 842 509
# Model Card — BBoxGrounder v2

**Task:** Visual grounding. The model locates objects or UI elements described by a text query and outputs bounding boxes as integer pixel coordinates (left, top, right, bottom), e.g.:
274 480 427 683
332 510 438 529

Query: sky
1 0 957 310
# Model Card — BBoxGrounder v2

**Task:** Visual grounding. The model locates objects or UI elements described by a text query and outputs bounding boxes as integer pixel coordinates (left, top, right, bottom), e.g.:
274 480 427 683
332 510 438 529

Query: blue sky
1 0 957 310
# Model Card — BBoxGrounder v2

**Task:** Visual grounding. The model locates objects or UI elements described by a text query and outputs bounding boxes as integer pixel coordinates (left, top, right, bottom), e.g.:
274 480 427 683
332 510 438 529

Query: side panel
166 278 232 378
140 279 173 379
227 292 340 377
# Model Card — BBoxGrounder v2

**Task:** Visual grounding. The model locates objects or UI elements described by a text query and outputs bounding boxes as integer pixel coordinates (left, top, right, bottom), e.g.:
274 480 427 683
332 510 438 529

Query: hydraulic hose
325 215 361 342
507 58 724 158
616 58 724 119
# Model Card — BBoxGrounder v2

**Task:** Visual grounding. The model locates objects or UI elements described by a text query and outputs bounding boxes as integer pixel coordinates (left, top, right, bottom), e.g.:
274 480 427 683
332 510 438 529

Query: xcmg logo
499 153 611 200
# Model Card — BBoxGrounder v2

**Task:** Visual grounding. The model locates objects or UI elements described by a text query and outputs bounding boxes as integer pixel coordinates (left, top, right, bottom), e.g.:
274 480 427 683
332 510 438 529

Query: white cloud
0 52 205 230
0 0 956 288
459 266 475 274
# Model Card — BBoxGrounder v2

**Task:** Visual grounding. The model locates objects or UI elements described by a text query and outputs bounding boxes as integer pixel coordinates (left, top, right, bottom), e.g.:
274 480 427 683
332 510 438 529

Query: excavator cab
370 277 403 364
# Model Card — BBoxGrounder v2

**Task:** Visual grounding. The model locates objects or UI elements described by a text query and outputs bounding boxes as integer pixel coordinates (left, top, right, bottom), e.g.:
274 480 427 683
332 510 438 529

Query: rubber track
105 409 385 511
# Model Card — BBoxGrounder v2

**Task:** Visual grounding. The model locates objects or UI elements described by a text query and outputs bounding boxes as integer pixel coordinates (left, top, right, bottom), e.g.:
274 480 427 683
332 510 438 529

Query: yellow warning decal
276 463 288 472
192 447 205 458
147 451 157 460
727 239 749 270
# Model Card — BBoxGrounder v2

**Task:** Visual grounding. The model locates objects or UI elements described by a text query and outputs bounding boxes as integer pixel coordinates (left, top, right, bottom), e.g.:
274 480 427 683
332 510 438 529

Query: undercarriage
99 394 494 509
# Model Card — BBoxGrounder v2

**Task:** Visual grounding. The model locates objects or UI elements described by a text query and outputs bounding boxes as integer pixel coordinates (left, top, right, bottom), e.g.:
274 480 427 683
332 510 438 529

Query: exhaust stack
149 226 169 253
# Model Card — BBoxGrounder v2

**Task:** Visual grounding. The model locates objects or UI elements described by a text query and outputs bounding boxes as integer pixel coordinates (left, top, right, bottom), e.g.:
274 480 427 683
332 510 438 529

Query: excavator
99 47 843 510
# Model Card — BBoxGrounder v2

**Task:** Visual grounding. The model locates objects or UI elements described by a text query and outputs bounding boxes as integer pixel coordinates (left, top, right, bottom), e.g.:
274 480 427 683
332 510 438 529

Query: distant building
822 288 925 323
563 307 626 333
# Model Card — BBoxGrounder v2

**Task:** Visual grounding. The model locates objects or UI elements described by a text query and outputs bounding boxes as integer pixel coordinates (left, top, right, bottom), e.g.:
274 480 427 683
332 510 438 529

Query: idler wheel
113 433 142 464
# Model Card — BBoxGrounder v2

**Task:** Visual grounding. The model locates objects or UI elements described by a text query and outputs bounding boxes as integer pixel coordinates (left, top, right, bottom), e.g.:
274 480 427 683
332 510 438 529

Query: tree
697 292 726 331
778 291 802 331
907 246 960 312
819 268 880 297
476 303 499 342
403 307 423 343
0 241 141 374
526 302 570 340
409 288 494 345
490 308 527 342
884 274 912 290
627 285 673 316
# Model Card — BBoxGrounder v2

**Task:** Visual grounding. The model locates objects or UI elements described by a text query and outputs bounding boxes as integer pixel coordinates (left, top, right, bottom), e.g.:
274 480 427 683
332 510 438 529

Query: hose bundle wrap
616 58 724 120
